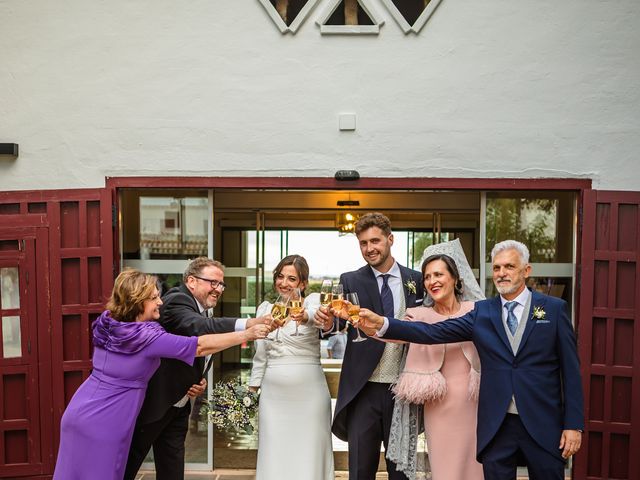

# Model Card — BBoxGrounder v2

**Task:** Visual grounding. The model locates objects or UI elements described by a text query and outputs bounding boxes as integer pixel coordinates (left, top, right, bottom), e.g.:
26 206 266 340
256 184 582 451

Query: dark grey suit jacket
136 284 237 424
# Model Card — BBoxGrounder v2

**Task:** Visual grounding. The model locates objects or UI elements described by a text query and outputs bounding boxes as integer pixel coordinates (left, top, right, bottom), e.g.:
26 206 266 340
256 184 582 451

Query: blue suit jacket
331 264 424 441
385 289 584 461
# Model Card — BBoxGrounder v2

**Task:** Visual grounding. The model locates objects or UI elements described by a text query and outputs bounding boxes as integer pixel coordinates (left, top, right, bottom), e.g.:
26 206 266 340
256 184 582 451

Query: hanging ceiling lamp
336 212 360 235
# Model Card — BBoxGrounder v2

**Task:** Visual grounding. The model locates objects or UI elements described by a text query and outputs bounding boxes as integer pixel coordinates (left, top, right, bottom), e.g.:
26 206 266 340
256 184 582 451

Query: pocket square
536 319 551 324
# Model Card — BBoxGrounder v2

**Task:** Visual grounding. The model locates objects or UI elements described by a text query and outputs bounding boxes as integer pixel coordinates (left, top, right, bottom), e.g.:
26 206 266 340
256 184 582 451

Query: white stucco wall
1 0 639 191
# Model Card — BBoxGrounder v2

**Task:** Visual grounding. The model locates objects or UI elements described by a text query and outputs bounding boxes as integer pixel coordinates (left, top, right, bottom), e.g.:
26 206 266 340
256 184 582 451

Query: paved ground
136 470 558 479
137 473 384 480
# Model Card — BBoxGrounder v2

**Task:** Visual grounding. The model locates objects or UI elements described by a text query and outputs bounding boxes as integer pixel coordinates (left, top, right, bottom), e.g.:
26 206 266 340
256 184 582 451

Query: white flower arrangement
404 279 417 295
201 379 259 434
533 306 546 320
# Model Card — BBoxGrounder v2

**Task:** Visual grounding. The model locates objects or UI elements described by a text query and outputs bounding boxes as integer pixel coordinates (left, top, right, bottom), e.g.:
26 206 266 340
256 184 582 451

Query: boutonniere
533 306 546 320
404 279 417 295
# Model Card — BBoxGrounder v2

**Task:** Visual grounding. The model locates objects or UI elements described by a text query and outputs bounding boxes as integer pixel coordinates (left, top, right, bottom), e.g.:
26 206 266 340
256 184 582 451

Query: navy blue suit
385 289 584 467
333 264 423 479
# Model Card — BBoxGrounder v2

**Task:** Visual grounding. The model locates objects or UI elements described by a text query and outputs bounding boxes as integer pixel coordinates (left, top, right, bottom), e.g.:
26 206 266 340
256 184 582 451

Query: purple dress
53 311 198 480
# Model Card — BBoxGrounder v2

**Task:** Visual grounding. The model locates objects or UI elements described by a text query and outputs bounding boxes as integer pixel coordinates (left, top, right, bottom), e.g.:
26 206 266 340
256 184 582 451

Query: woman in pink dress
53 269 269 480
387 240 485 480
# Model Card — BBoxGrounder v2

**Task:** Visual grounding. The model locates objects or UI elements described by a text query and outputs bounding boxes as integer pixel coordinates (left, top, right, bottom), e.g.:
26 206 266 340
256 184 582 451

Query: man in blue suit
314 212 424 479
358 240 584 480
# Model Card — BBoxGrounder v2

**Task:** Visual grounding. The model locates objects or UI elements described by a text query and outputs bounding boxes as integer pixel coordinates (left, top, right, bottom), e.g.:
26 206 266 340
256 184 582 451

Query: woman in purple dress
53 269 269 480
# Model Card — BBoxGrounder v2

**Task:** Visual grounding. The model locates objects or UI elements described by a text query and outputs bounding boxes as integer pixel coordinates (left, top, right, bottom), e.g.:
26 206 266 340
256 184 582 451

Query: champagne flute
319 280 334 333
346 292 366 342
289 288 304 336
330 284 344 335
270 293 290 343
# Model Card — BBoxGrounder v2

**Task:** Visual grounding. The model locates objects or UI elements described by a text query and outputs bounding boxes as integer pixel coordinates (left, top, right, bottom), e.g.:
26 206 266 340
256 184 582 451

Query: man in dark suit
359 240 584 480
314 212 424 480
124 257 269 480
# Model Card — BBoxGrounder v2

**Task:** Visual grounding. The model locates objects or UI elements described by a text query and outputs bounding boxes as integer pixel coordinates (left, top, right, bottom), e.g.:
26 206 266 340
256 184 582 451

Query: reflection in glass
408 232 457 270
486 197 559 263
486 192 576 264
1 268 20 309
2 316 22 358
139 197 208 259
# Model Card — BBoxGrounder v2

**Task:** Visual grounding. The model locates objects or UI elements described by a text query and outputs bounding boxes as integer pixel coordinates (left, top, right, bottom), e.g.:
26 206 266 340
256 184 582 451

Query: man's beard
366 251 389 269
495 280 519 296
198 293 218 310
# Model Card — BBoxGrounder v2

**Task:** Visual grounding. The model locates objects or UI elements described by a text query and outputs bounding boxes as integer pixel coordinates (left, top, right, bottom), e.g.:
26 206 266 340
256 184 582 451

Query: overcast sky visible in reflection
247 230 411 280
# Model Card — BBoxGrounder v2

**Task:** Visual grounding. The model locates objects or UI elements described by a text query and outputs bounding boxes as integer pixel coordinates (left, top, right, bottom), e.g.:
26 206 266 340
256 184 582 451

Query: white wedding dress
249 293 334 480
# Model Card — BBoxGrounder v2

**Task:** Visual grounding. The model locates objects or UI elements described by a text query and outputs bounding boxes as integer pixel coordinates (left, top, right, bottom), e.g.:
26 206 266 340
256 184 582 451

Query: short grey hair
183 257 225 283
491 240 530 264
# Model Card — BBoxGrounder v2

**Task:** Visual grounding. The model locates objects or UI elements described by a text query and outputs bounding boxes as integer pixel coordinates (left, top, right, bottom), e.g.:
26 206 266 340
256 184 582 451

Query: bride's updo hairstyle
106 269 157 322
421 254 464 306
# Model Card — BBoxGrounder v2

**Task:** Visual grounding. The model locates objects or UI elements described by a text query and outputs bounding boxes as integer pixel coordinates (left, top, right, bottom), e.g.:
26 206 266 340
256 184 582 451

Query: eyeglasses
192 275 227 291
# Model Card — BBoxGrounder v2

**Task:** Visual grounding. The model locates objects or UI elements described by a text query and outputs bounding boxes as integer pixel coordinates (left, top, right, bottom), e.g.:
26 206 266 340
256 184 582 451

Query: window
380 0 443 33
258 0 322 33
317 0 384 34
484 191 577 305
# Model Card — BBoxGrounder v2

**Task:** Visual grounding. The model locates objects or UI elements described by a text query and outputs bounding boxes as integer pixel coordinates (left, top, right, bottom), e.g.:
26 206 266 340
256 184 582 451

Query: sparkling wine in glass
270 293 290 342
331 284 344 312
320 280 333 309
330 284 344 335
289 288 304 336
347 292 366 342
319 280 334 333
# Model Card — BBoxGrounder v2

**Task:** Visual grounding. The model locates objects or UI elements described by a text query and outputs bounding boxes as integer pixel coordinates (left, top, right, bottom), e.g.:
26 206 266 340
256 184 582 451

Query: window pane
2 315 22 358
138 197 208 259
485 192 575 263
1 268 20 309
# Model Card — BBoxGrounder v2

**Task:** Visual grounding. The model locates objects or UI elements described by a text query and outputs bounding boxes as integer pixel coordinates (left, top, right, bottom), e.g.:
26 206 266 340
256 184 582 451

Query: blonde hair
106 269 157 322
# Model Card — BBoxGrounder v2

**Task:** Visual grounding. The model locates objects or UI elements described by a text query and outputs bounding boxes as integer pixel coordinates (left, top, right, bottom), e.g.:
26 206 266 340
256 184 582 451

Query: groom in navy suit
314 212 423 479
359 240 584 480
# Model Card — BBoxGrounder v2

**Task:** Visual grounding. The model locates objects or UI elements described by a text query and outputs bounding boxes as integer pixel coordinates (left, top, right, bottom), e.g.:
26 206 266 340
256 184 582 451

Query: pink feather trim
392 371 447 403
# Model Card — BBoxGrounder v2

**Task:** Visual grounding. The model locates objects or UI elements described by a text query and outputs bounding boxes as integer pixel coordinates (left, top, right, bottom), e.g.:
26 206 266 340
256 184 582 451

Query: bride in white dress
249 255 334 480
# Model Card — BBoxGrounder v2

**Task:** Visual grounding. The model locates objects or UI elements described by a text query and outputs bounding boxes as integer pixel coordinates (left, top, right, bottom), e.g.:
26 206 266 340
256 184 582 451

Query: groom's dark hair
355 212 392 236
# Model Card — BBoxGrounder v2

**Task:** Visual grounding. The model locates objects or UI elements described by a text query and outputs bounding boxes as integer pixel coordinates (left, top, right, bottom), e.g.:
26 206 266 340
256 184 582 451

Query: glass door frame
115 183 583 472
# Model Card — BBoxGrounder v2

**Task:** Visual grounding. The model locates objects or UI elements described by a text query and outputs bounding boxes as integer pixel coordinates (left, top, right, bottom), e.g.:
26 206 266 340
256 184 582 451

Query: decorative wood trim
574 189 640 480
105 176 592 191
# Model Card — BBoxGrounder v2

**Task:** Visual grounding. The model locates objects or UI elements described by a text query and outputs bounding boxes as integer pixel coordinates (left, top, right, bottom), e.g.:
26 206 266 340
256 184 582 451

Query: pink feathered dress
393 301 484 480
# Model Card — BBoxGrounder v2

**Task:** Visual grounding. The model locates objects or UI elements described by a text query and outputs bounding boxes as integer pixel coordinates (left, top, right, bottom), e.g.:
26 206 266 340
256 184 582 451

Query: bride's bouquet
201 379 259 434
